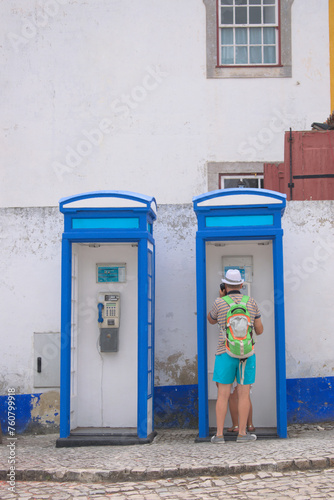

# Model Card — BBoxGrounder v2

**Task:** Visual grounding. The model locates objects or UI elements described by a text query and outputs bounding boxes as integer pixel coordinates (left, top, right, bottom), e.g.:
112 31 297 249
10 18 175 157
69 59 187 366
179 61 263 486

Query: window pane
235 0 247 5
250 27 261 44
224 177 263 188
250 0 261 3
221 28 233 44
263 27 275 44
264 6 275 23
221 46 234 64
221 0 233 4
249 6 261 24
148 371 152 397
243 178 260 188
235 28 247 45
236 46 248 64
148 277 152 299
224 179 241 188
148 251 152 273
235 6 247 24
148 324 152 347
250 46 262 64
264 45 276 63
264 0 275 4
148 349 152 371
148 299 151 322
221 7 233 24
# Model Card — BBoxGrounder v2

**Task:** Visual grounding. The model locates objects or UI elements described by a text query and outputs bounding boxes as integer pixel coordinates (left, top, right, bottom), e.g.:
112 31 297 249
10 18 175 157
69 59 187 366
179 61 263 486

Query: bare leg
247 399 254 430
216 383 232 436
236 384 251 436
228 386 239 430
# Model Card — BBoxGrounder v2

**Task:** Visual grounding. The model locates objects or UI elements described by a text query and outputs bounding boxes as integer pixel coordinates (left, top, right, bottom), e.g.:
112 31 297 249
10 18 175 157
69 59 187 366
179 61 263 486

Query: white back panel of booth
73 243 138 429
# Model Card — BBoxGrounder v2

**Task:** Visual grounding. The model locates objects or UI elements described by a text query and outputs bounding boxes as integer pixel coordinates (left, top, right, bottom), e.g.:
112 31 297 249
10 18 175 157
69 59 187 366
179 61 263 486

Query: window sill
209 64 291 79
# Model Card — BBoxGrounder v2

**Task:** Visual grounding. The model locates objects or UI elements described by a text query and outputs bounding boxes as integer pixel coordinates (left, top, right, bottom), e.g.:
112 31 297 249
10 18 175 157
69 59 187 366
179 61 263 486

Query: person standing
207 269 263 443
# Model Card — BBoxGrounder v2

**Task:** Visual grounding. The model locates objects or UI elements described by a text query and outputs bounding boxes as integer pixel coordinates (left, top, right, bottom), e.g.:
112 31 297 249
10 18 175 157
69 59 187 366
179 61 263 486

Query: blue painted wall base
154 385 198 428
0 393 59 435
1 377 333 434
286 376 334 424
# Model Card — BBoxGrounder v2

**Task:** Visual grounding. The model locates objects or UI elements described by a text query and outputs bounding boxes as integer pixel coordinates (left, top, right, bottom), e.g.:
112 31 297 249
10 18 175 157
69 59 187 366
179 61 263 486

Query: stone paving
0 423 333 485
0 423 334 499
1 469 334 499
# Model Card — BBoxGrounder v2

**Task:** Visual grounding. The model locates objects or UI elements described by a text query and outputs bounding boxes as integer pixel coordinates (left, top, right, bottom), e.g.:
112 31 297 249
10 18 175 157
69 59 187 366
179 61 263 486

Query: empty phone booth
56 191 157 447
193 188 287 440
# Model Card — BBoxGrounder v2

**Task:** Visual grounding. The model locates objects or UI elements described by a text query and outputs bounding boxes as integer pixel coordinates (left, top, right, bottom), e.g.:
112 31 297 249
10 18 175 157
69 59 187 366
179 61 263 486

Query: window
219 0 279 67
203 0 293 78
207 161 264 191
219 173 264 189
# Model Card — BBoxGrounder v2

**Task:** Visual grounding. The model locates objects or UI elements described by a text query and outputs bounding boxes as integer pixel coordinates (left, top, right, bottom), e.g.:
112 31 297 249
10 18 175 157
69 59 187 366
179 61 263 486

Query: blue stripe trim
205 215 274 228
72 218 139 229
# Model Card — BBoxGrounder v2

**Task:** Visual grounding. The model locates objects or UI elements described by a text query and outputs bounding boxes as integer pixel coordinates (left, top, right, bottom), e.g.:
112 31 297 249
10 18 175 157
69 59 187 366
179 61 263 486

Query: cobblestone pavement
0 423 334 497
1 468 334 499
1 424 334 484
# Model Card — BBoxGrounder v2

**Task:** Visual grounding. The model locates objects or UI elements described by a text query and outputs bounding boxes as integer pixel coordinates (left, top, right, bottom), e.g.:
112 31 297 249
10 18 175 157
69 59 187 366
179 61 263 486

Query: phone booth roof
193 188 286 235
59 191 157 237
59 190 157 215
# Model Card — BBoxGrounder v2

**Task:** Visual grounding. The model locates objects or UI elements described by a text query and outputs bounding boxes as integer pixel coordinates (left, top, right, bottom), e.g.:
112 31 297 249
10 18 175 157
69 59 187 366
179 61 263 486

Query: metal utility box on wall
33 332 60 388
56 191 157 447
193 188 287 440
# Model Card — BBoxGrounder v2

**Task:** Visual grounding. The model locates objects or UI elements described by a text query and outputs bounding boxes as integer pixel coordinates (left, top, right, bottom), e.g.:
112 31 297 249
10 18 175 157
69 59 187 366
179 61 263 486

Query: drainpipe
287 128 294 200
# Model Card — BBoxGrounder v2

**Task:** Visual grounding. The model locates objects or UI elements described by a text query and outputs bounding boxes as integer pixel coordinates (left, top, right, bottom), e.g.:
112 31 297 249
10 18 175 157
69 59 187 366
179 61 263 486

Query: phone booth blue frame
193 188 287 440
56 191 157 446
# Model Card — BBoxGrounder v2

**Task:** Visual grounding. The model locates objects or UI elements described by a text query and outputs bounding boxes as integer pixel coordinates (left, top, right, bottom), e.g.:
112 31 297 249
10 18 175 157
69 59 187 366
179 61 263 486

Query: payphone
97 292 121 352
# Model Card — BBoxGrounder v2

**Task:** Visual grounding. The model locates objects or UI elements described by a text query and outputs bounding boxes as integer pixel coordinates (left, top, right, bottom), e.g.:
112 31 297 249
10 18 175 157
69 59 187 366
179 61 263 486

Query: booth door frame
60 235 154 439
196 232 287 439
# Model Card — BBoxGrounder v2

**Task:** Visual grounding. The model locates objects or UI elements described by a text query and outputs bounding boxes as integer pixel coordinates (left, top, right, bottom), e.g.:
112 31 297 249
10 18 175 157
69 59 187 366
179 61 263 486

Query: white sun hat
221 269 244 285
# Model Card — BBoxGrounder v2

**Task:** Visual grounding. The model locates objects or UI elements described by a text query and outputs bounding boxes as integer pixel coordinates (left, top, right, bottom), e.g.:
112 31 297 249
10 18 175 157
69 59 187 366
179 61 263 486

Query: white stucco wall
154 205 198 386
0 1 333 432
0 202 333 396
283 201 334 379
0 208 62 394
0 0 330 208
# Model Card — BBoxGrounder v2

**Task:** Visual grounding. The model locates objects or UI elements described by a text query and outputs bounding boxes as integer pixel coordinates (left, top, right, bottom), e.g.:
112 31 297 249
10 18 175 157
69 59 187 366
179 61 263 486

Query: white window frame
207 161 265 191
218 0 279 67
202 0 293 79
219 173 264 189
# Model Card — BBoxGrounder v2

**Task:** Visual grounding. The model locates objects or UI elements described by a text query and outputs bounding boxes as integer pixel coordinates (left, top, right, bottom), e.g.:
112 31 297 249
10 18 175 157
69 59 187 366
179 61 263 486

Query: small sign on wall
222 255 253 282
96 263 126 283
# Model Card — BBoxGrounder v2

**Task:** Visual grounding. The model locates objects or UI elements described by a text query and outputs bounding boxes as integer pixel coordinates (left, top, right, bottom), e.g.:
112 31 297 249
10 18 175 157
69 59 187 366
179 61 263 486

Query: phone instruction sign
222 256 253 282
96 263 126 283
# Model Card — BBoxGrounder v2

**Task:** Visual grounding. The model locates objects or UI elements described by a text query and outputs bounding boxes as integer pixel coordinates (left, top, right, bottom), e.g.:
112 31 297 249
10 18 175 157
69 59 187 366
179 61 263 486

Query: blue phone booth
56 191 157 447
193 188 287 440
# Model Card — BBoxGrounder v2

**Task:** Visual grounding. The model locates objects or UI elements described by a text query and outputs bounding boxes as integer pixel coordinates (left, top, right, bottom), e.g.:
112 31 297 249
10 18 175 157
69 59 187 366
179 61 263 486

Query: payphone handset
97 292 120 328
97 292 120 352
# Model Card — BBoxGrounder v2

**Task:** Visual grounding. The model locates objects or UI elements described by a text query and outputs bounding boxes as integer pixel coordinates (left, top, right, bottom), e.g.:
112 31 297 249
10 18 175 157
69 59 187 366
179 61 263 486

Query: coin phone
97 292 120 352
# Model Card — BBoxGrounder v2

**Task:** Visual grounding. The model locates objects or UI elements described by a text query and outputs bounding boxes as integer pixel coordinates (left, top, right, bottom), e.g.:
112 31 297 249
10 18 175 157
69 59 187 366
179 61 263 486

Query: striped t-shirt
209 291 261 355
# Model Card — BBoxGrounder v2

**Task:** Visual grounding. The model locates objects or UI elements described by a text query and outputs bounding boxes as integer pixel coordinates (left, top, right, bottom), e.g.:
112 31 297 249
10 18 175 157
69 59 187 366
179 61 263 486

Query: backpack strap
224 295 249 305
222 295 235 306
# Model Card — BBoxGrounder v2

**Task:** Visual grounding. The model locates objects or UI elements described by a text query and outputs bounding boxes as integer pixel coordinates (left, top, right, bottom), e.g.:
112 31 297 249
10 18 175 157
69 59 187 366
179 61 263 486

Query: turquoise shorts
213 352 256 386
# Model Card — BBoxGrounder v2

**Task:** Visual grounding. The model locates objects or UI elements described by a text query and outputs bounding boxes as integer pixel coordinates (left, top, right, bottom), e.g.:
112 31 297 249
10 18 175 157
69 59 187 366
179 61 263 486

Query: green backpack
223 295 254 359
